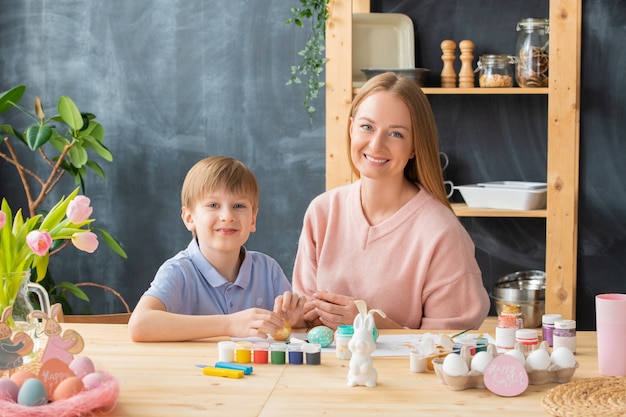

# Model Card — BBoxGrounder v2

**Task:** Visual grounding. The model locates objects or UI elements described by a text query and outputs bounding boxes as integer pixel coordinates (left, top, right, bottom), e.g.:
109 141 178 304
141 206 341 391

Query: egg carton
432 342 579 391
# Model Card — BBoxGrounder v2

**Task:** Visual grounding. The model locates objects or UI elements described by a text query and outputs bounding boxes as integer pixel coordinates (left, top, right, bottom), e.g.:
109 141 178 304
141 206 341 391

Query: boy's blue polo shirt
144 239 292 315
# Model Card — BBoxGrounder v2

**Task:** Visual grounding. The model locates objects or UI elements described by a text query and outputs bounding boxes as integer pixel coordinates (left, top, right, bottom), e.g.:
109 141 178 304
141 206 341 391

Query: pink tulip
72 231 99 253
66 195 93 223
26 230 53 256
0 211 5 229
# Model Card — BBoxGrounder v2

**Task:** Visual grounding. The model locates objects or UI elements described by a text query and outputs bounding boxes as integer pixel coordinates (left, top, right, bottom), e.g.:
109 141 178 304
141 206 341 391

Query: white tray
456 182 547 210
352 13 415 84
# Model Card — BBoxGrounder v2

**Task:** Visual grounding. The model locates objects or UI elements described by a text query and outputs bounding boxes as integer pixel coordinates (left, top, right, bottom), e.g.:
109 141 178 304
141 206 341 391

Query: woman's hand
310 290 359 330
273 291 305 327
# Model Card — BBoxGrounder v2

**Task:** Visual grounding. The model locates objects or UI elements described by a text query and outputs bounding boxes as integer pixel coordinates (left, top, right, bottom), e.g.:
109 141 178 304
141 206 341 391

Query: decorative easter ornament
30 303 84 365
346 300 386 388
0 306 34 375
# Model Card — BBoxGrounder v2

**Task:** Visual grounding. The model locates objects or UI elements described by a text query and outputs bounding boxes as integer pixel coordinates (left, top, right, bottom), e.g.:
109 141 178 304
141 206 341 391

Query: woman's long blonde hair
347 72 451 210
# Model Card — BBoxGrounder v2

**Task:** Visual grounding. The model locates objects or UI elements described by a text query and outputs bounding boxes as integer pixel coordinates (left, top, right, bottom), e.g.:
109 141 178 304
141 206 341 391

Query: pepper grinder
458 39 475 88
440 40 457 88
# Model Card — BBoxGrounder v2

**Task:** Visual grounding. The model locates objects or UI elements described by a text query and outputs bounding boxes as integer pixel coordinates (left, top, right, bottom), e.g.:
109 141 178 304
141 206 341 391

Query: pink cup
596 294 626 376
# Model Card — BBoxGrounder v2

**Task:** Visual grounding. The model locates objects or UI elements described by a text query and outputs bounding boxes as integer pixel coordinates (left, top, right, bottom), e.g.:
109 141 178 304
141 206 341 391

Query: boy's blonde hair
181 156 259 210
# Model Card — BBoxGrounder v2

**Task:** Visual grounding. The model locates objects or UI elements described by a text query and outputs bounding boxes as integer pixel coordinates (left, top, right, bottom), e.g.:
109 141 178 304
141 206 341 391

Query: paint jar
475 337 488 353
287 343 304 365
302 343 321 365
252 341 269 364
217 341 235 362
409 350 426 373
235 341 252 363
270 342 287 365
542 313 562 347
500 303 524 329
335 325 354 360
553 319 576 353
515 329 539 354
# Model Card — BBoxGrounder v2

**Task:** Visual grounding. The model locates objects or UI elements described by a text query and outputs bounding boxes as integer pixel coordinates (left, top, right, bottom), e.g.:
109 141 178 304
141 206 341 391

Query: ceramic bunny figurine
347 300 386 388
31 303 84 365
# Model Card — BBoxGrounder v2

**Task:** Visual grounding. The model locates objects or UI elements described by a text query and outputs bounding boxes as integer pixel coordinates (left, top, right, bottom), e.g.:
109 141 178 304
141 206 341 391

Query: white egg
526 348 550 370
550 347 576 369
505 349 526 366
470 351 493 373
442 353 469 376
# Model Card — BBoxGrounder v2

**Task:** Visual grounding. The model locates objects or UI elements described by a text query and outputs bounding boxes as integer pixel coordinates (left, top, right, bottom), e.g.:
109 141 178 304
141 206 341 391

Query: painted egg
270 320 292 341
52 376 84 402
550 347 576 369
307 326 334 347
70 356 95 379
17 378 48 406
0 377 19 402
82 372 107 390
10 369 37 388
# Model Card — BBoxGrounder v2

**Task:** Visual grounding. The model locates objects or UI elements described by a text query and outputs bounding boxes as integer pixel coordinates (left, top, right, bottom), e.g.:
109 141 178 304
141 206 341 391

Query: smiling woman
292 72 490 332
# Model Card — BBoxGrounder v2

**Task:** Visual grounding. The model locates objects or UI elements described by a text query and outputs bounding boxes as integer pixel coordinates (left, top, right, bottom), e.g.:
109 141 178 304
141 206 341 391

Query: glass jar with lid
476 54 516 87
515 18 549 87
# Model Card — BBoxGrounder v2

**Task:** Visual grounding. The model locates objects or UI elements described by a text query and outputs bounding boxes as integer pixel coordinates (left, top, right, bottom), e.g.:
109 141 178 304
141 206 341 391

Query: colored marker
202 366 244 379
215 361 253 375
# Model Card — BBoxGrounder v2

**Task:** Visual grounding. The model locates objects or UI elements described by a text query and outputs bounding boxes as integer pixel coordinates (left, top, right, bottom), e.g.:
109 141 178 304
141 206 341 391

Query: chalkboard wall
1 0 624 330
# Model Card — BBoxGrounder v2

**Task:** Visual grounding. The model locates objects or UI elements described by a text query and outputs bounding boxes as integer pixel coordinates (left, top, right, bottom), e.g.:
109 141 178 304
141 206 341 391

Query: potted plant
285 0 329 122
0 85 127 314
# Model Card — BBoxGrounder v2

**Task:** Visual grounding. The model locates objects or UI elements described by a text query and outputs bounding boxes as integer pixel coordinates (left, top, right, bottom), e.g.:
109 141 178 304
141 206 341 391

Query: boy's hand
228 308 284 339
273 291 304 327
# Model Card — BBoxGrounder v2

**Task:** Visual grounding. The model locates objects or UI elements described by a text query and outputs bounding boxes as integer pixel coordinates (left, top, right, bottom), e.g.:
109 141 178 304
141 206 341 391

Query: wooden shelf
352 85 549 95
452 203 547 218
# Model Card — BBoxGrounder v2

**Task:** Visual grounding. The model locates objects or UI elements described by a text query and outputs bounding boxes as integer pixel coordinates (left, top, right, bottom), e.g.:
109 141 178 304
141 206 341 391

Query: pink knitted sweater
292 181 490 330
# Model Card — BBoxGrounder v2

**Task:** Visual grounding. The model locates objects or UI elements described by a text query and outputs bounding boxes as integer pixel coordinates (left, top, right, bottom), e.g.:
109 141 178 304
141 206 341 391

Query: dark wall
0 1 326 314
372 0 626 329
1 1 624 330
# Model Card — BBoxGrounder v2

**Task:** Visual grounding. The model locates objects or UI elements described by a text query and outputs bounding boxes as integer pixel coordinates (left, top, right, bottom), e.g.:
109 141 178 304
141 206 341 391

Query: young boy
129 156 302 341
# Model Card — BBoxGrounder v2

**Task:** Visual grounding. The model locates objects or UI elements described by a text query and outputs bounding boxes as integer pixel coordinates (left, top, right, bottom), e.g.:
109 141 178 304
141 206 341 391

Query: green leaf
68 143 88 167
0 85 26 112
56 282 90 302
85 160 105 179
81 135 113 161
57 96 83 131
25 124 53 150
93 227 128 259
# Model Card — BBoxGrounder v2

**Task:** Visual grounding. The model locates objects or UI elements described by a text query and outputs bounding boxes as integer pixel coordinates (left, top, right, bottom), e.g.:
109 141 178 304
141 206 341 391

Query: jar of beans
476 54 516 87
515 18 549 87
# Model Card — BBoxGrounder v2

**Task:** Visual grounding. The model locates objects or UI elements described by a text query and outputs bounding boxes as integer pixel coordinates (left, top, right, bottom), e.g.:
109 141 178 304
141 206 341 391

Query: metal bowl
361 68 430 86
490 270 546 328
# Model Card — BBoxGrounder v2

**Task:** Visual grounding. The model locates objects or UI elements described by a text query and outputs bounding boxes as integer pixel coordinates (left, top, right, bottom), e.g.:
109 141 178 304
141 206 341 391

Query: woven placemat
542 376 626 417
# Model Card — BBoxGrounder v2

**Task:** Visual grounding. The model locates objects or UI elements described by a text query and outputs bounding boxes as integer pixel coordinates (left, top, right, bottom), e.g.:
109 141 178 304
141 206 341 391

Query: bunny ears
354 300 386 320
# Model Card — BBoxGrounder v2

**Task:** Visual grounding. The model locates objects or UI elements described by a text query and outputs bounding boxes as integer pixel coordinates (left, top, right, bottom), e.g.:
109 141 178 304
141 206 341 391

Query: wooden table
57 322 600 416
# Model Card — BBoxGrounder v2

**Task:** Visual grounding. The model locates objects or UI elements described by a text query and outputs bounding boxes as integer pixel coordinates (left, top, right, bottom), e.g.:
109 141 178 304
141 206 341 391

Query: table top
54 321 600 417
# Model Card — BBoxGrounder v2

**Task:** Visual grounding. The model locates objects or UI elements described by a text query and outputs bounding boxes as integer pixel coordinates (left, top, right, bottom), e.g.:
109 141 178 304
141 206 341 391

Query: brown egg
52 376 84 402
270 320 292 341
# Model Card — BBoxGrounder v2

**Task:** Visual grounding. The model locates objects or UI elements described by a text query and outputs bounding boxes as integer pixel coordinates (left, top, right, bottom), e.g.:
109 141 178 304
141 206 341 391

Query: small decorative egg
17 378 48 406
0 377 19 402
470 351 493 373
70 356 96 379
10 369 37 388
442 353 469 376
82 372 107 390
307 325 334 347
526 348 550 370
550 347 576 369
52 376 84 402
505 349 526 366
270 320 292 341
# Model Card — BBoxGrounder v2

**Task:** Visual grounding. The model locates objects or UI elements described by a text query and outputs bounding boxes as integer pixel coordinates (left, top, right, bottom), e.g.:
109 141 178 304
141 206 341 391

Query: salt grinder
440 40 457 88
458 39 475 88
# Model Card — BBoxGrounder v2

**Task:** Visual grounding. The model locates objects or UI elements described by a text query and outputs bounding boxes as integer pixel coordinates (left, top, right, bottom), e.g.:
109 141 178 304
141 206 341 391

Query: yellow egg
270 320 292 341
52 376 84 402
